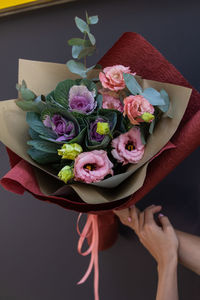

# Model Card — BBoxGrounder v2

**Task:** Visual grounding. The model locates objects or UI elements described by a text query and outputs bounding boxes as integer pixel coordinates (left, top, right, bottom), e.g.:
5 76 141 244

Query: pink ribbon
77 213 99 300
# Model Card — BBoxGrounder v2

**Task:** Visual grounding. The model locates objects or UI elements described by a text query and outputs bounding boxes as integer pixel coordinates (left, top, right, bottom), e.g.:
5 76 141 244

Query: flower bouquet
0 12 199 300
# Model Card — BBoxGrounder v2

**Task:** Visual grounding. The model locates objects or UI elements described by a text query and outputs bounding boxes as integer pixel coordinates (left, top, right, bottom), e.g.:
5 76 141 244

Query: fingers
113 205 140 231
144 205 162 225
158 214 173 231
113 208 129 221
130 205 139 232
139 211 144 230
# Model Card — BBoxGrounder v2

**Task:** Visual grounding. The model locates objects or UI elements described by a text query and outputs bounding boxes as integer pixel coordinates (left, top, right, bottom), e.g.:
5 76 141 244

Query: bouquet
1 12 199 300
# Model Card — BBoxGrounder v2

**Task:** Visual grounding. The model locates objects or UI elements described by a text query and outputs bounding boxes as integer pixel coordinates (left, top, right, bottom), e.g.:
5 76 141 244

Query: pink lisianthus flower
99 65 136 91
99 89 124 112
111 127 145 165
74 150 113 183
123 95 154 125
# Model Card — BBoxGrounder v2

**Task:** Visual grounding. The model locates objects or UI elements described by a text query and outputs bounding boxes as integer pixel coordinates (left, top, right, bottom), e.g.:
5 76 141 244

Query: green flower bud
141 112 155 123
96 122 110 135
58 166 74 184
58 143 83 160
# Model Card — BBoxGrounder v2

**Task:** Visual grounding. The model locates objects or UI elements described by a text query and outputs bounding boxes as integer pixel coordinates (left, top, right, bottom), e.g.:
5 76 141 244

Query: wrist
157 255 178 274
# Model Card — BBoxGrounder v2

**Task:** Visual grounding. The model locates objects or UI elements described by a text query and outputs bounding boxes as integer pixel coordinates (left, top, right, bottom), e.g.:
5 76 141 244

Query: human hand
114 205 179 269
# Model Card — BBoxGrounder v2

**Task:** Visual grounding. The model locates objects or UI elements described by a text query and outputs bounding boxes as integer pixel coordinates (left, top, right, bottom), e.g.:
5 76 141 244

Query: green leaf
142 88 165 106
16 99 45 113
87 32 96 45
54 79 75 107
158 89 170 113
27 140 59 153
68 38 91 47
89 15 99 25
26 112 57 138
45 93 66 111
66 60 87 78
149 118 156 134
86 135 110 150
123 73 143 95
29 128 40 139
96 94 103 109
95 64 102 69
39 127 86 145
140 127 147 145
98 109 118 131
46 90 55 102
27 148 60 164
78 46 96 59
78 78 97 95
16 80 36 101
75 16 90 33
72 45 83 59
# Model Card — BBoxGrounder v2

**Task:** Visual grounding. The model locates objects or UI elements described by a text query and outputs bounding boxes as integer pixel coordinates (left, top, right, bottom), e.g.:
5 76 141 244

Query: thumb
158 214 173 230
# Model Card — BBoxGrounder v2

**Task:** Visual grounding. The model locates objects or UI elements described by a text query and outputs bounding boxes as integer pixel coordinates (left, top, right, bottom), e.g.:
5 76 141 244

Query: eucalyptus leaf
142 88 165 106
123 73 143 95
72 45 83 59
27 148 60 164
68 38 91 47
66 60 87 78
16 99 46 113
158 89 170 113
87 32 96 45
78 46 96 59
27 140 60 153
16 80 36 101
89 15 99 24
75 16 90 33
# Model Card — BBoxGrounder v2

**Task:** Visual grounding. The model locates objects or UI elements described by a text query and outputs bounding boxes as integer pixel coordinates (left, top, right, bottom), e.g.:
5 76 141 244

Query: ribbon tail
76 214 100 300
77 253 95 285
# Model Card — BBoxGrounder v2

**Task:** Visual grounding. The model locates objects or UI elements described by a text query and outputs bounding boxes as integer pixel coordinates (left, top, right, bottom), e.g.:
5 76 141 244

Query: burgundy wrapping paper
1 32 200 251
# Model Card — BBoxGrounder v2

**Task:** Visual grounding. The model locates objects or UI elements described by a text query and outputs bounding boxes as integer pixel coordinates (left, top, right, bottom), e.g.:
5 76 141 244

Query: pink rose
99 65 136 91
74 150 113 183
111 127 145 165
123 95 154 125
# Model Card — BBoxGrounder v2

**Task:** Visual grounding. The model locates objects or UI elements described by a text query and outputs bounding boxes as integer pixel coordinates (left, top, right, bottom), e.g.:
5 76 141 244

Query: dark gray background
0 0 199 299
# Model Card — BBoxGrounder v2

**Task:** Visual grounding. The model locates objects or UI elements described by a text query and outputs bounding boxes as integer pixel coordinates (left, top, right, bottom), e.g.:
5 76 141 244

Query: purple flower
43 114 76 142
90 118 106 142
68 85 97 114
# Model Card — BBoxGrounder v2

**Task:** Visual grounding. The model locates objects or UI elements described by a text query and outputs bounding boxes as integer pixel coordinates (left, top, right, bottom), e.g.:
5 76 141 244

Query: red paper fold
1 32 200 250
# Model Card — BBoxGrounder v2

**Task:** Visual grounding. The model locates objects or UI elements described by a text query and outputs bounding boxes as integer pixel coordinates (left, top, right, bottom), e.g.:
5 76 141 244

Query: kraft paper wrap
0 59 192 204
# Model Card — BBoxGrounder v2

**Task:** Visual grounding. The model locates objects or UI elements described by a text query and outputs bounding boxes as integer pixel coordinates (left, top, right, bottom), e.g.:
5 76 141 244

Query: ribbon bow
77 213 100 300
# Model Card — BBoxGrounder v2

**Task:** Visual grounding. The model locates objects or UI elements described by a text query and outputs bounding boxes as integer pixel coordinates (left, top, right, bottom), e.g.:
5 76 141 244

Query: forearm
175 230 200 275
156 259 178 300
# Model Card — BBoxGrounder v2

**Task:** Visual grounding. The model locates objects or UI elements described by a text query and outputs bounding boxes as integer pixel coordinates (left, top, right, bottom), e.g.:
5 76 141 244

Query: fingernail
159 213 164 217
130 204 135 208
128 217 132 222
